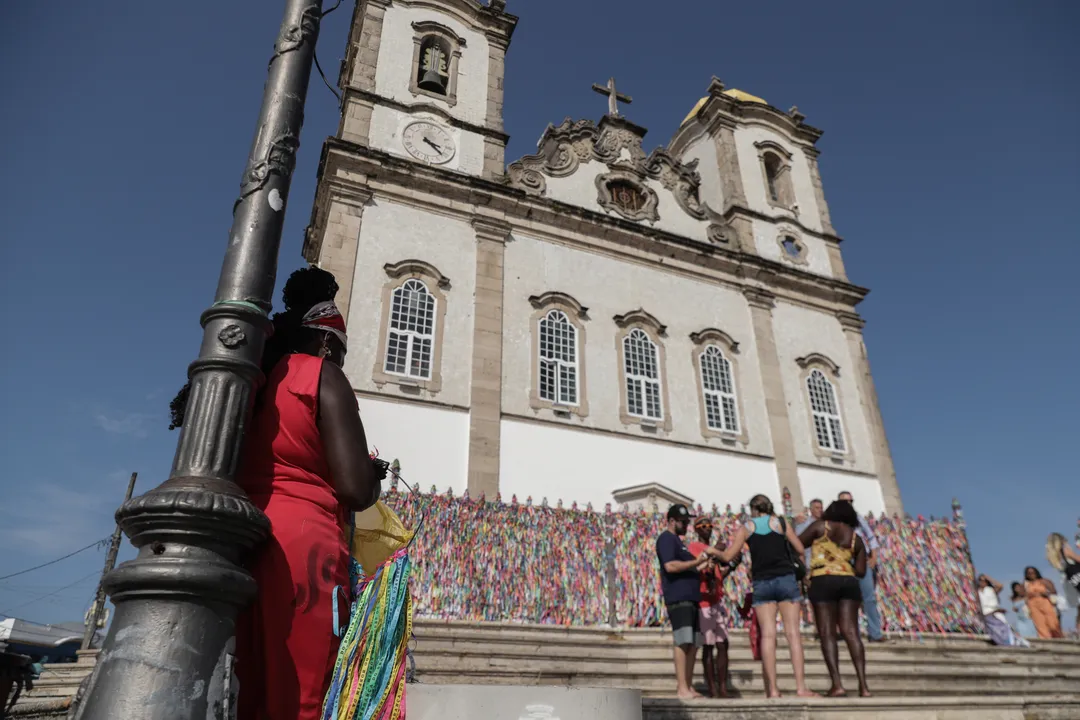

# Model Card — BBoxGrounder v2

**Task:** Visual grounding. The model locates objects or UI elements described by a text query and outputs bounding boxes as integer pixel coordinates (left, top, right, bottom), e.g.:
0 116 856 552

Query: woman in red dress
169 268 382 720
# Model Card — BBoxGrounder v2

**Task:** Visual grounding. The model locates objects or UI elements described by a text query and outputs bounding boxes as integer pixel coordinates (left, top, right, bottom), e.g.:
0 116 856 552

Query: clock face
401 121 456 165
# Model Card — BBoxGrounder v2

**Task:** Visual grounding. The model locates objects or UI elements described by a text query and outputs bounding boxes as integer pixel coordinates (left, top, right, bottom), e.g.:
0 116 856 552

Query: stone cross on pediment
592 77 632 117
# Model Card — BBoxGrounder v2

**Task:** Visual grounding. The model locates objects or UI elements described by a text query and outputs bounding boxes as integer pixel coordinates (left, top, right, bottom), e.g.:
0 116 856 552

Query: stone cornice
669 76 824 157
836 310 866 332
394 0 518 41
312 138 871 313
471 216 512 242
722 203 844 244
341 88 510 142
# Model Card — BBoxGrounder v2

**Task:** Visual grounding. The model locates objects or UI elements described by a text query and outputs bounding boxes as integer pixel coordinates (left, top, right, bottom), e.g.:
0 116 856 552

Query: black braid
168 267 340 430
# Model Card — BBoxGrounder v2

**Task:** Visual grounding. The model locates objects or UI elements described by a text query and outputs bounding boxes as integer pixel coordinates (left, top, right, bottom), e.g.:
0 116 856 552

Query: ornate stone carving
507 116 709 225
596 170 659 223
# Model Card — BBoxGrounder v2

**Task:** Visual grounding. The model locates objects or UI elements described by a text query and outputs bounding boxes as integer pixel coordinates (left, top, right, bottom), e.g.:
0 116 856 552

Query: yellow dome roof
680 88 769 125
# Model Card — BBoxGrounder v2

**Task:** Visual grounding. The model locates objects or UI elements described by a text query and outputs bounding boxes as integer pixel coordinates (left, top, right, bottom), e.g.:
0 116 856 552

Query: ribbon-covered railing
384 488 982 634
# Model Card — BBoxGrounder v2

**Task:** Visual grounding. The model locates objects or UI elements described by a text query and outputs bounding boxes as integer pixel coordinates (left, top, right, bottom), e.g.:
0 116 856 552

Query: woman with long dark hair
169 267 383 720
1023 566 1063 639
798 500 870 697
714 494 815 698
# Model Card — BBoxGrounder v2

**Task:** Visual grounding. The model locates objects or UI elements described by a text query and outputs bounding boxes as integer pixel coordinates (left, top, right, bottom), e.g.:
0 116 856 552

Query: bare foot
677 690 705 700
796 689 821 698
766 691 782 699
826 686 847 697
713 689 731 699
859 687 872 698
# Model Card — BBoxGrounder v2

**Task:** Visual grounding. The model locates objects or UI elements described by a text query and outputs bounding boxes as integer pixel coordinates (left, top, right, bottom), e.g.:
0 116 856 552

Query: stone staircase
6 650 96 718
410 620 1080 718
11 623 1080 719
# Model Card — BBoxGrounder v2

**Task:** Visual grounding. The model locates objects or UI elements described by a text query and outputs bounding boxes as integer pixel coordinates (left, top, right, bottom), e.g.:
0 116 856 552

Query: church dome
680 88 769 125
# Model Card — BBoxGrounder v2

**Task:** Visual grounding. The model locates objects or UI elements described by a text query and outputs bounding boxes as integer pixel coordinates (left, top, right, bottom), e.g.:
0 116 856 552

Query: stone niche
611 481 693 514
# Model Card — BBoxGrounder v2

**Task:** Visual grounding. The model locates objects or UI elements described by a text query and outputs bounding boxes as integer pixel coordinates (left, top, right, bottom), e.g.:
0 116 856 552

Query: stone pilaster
482 34 509 179
825 240 849 282
744 287 804 512
467 218 510 498
805 148 836 235
837 311 904 516
337 0 387 145
312 188 372 324
714 124 747 211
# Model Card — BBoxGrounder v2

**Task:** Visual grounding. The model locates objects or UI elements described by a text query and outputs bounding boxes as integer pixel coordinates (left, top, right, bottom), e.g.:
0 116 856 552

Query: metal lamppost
77 1 323 717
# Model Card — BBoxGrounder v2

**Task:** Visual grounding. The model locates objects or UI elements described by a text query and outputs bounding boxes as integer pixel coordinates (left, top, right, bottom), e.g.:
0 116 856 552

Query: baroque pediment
508 116 708 222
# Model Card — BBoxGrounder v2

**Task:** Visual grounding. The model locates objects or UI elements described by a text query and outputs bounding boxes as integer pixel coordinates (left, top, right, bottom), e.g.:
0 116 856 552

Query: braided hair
168 267 340 430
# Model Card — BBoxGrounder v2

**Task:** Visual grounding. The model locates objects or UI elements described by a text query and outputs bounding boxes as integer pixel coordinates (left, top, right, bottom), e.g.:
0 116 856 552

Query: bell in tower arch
417 36 450 95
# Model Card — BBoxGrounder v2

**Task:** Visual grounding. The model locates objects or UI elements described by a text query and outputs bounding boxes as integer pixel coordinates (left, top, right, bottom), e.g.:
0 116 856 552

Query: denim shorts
752 573 802 606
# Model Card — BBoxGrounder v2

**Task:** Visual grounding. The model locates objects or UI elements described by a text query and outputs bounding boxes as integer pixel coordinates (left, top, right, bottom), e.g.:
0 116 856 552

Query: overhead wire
0 537 109 582
0 571 102 618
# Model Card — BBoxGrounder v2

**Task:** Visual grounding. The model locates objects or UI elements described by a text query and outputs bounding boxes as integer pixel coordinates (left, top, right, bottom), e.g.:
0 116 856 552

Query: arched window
700 346 739 433
764 153 782 203
623 328 662 420
538 310 579 405
384 278 436 379
806 369 845 452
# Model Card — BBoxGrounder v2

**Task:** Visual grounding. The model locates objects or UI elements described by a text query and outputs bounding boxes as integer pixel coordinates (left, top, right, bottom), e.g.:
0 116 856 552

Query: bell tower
336 0 517 179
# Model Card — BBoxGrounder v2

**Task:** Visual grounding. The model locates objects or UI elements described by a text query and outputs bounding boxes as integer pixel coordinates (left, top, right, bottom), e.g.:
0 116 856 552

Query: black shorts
665 601 702 647
808 575 862 604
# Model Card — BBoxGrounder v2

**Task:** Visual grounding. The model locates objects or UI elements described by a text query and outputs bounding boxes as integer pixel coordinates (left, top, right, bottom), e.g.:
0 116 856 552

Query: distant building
303 0 903 518
0 619 95 662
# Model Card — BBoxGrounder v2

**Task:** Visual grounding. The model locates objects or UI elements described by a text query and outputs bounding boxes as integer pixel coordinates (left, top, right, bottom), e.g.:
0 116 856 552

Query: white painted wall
679 134 724 215
499 418 781 511
502 234 774 458
771 301 875 475
797 466 886 518
752 218 834 278
733 124 823 233
358 396 470 495
369 106 485 175
343 200 476 409
542 159 713 242
374 6 490 126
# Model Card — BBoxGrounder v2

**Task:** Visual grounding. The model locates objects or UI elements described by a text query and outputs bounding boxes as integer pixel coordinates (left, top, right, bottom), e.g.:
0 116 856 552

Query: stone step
414 635 1078 667
414 649 1080 679
643 694 1080 720
412 662 1080 698
412 621 1080 656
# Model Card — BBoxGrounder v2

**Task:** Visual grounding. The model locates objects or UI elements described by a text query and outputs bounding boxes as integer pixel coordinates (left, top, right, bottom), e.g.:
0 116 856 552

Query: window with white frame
806 369 846 452
700 345 739 433
384 278 436 379
538 309 578 405
623 328 662 420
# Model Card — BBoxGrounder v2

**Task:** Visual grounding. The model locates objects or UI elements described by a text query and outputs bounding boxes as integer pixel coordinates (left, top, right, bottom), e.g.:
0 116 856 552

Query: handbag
779 516 807 582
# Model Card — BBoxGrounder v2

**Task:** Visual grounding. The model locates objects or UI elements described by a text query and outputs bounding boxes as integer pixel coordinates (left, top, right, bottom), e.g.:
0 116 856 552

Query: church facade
302 0 904 517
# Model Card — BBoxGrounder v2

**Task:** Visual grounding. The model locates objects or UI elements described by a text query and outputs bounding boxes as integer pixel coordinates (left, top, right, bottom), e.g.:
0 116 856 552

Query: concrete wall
499 418 781 510
797 465 887 517
542 160 712 243
358 396 470 495
677 135 724 214
374 6 490 125
369 106 486 175
343 200 476 409
733 124 824 233
502 233 773 458
772 301 876 475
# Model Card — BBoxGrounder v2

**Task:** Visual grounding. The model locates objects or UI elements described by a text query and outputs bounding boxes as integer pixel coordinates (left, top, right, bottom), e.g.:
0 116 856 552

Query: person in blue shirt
656 503 720 699
837 491 884 642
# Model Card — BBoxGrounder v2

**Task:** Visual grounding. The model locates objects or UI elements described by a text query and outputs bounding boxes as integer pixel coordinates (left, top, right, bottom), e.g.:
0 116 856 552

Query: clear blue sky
1 1 1077 627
